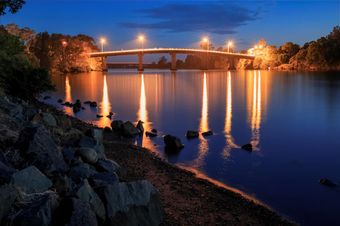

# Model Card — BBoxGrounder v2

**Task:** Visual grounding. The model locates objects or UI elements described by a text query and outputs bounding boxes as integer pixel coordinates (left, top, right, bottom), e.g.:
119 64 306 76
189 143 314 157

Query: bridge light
62 41 67 47
138 35 145 50
227 41 233 53
100 38 106 52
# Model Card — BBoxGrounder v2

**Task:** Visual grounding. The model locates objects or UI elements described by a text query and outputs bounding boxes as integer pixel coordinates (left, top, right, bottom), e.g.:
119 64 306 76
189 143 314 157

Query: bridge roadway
89 48 255 71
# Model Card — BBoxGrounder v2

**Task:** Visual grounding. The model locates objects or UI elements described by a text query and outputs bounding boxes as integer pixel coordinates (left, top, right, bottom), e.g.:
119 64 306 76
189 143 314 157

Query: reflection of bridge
89 48 255 71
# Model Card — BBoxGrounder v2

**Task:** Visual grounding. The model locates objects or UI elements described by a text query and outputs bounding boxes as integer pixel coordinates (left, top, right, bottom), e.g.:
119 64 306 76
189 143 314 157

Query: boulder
62 148 78 165
77 147 98 164
319 178 337 187
90 102 97 108
52 174 75 195
41 112 57 127
60 128 84 146
164 135 184 150
95 159 120 174
69 163 97 183
89 172 119 189
111 120 123 132
76 179 106 221
122 121 140 137
0 161 16 184
73 105 81 113
84 101 92 105
17 126 68 175
66 198 98 226
5 191 59 226
201 131 213 136
146 131 157 137
30 113 43 125
0 125 19 148
23 106 38 121
91 128 103 144
241 143 253 152
151 129 158 134
78 137 106 159
136 120 144 134
11 166 52 194
102 180 163 226
56 116 72 130
0 184 19 223
186 130 199 139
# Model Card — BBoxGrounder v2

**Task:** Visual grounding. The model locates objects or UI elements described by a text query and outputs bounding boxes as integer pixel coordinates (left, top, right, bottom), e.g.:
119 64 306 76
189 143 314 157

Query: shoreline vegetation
0 91 296 225
2 24 340 73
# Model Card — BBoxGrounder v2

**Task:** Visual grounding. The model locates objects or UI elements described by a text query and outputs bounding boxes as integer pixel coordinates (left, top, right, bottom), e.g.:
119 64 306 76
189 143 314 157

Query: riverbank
0 93 295 225
39 101 295 225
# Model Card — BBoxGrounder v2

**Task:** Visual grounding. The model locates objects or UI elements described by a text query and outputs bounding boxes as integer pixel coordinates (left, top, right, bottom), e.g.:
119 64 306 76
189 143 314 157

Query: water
46 70 340 225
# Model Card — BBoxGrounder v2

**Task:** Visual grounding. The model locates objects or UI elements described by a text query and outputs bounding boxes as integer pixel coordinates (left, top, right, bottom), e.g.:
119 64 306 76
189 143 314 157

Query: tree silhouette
0 0 25 15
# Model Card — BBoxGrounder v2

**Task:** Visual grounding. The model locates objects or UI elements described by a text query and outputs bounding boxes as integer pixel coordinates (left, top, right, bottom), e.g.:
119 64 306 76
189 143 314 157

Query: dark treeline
5 24 102 74
247 26 340 71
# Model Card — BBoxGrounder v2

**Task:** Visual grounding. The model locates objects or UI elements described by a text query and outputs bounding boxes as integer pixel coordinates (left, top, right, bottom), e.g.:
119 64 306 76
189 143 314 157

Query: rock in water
241 143 253 152
11 166 52 194
76 179 106 221
111 120 123 132
102 180 163 226
76 147 98 164
90 102 97 108
136 120 144 134
0 184 19 223
66 198 98 226
41 112 57 127
164 135 184 150
5 191 59 226
17 126 68 175
186 130 199 139
319 178 337 187
146 131 157 137
122 121 140 137
201 131 213 136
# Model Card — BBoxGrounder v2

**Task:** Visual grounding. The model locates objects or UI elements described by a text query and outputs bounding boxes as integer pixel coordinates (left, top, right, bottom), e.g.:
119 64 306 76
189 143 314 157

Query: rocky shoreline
0 94 295 225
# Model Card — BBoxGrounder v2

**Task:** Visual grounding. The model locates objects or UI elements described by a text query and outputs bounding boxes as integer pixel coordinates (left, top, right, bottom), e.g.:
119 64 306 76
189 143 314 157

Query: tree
0 0 25 15
0 27 54 100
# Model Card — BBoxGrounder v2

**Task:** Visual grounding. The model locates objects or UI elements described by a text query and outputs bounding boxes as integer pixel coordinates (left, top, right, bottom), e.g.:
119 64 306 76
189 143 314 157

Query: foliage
0 27 54 100
0 0 25 15
30 32 101 73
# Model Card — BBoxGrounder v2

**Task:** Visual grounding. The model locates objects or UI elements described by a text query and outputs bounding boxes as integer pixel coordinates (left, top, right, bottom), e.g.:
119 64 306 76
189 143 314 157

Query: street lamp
138 35 145 50
202 37 209 50
227 41 233 53
100 38 106 52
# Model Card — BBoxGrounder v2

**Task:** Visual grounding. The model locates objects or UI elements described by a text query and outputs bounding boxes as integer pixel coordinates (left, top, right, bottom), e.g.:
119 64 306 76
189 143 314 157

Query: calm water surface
46 70 340 225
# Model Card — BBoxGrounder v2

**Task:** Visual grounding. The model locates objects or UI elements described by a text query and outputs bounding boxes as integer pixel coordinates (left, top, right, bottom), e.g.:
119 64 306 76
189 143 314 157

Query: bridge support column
170 53 177 71
228 57 238 70
138 53 144 71
101 57 108 71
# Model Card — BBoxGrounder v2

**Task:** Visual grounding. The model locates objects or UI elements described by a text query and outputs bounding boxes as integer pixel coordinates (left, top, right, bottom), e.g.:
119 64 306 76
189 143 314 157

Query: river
45 69 340 226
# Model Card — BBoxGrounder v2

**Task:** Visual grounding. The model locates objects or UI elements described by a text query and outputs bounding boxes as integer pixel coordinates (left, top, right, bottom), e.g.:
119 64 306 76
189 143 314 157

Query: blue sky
1 0 339 52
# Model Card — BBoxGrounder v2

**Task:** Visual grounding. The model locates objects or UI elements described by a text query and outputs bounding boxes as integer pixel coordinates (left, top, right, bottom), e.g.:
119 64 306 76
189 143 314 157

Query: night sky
1 0 339 51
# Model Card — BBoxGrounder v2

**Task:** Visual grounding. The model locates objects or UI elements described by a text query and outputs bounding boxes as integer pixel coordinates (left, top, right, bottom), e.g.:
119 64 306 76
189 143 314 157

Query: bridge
89 48 255 71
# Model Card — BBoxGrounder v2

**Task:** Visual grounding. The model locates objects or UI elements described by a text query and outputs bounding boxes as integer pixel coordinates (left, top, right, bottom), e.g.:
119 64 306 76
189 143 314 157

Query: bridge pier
101 57 108 71
138 53 144 71
170 53 177 71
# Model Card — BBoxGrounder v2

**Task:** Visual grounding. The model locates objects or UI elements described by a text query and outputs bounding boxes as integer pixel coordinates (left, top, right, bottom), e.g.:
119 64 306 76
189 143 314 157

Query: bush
0 27 54 100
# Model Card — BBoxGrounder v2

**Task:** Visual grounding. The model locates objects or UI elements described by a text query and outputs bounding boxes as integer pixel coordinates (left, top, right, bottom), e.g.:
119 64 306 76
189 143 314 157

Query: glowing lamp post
202 37 209 70
138 35 145 51
100 38 106 52
227 41 233 53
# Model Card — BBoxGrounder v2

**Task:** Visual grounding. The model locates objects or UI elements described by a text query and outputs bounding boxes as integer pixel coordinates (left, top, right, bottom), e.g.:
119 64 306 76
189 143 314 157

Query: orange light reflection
64 75 73 116
97 74 112 128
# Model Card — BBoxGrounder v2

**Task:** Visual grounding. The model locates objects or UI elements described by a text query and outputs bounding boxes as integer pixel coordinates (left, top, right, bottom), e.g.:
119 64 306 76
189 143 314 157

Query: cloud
120 3 260 34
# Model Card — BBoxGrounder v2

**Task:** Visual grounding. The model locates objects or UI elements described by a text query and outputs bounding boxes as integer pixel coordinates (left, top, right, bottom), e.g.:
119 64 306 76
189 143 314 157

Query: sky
1 0 339 54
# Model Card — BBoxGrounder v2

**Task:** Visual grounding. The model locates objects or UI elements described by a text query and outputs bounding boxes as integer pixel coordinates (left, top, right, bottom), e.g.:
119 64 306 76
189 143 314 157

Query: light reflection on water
48 70 340 226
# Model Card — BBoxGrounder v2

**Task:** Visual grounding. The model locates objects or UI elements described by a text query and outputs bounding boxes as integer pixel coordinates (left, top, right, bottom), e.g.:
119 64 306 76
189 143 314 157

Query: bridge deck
90 48 254 59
